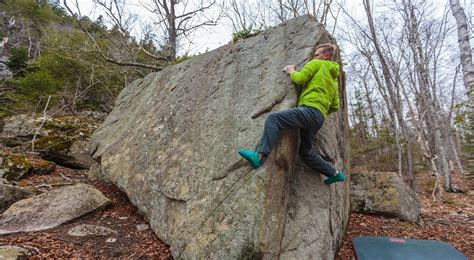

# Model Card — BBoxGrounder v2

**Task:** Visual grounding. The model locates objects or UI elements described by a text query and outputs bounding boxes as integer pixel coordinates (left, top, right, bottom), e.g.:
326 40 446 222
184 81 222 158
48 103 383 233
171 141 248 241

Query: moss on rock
0 151 33 181
34 136 73 153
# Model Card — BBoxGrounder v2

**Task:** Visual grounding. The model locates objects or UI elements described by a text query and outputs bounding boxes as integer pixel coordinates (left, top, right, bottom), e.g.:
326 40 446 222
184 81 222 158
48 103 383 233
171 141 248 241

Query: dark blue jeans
256 106 336 177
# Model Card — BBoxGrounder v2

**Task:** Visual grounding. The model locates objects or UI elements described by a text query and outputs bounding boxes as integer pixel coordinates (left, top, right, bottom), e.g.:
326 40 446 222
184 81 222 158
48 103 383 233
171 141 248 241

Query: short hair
314 43 337 60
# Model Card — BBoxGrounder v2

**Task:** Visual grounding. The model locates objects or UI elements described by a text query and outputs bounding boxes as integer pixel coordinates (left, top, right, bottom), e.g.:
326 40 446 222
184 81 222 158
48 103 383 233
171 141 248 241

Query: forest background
0 0 472 197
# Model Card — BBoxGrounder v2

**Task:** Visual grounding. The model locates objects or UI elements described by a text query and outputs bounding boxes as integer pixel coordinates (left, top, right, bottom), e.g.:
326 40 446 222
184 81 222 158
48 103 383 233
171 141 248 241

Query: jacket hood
328 61 340 79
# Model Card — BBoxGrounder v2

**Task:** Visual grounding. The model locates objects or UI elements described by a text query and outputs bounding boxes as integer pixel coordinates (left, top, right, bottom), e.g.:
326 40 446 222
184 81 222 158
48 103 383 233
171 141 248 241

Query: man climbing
238 43 345 186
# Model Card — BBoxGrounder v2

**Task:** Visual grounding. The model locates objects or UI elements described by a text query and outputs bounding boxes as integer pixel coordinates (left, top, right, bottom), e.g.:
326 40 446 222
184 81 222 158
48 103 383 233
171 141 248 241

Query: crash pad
352 236 467 260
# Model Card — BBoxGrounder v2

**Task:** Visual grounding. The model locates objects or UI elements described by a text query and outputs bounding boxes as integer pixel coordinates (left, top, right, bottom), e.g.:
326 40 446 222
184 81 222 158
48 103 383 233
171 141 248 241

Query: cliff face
89 15 350 259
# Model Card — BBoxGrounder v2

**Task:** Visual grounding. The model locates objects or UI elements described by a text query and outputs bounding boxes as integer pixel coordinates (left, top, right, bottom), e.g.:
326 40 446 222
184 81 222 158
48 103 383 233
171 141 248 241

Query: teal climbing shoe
324 170 345 185
238 149 261 169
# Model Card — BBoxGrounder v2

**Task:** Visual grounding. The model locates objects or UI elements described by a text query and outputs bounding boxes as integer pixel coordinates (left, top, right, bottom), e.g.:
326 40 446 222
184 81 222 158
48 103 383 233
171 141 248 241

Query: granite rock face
89 15 350 259
350 172 420 222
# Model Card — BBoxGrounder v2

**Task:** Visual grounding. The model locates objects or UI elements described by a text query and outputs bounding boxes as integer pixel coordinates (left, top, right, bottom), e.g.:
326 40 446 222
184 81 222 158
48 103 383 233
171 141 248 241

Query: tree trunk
363 0 408 179
404 2 453 192
449 0 474 109
163 0 177 61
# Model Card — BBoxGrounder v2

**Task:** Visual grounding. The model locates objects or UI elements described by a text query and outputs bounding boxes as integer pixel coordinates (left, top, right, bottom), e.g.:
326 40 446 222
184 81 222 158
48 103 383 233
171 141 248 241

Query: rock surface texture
0 183 110 235
351 172 420 222
89 15 350 259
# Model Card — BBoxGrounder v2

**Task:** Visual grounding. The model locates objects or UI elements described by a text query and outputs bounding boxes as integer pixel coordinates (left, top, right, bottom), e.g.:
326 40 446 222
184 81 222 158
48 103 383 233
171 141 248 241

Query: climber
238 43 345 185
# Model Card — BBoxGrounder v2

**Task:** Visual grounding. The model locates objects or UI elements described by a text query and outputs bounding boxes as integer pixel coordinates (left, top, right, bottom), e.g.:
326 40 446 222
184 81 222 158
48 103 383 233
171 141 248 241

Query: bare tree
263 0 338 27
399 0 460 193
224 0 261 32
93 0 169 64
140 0 223 61
449 0 474 110
63 0 164 70
362 0 415 186
341 0 468 193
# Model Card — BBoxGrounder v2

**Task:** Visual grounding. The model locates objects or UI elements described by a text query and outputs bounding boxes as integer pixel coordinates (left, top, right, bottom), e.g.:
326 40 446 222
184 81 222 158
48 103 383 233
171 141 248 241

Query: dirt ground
1 153 472 259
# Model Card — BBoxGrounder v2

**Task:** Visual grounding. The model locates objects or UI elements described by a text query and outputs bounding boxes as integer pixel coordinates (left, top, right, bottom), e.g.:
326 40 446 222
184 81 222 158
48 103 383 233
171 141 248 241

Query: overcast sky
62 0 372 55
63 0 472 58
63 0 236 55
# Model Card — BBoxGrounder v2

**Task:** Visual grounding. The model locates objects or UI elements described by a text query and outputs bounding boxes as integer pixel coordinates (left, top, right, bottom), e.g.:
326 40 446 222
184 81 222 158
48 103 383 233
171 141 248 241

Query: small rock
0 183 110 235
32 160 56 175
106 237 117 243
0 245 39 258
68 224 117 237
136 224 149 231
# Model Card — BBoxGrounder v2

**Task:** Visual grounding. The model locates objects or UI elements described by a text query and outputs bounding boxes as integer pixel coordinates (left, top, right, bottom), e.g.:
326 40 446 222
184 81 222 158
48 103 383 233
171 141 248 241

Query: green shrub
7 47 29 75
8 70 63 112
13 70 62 96
232 26 264 43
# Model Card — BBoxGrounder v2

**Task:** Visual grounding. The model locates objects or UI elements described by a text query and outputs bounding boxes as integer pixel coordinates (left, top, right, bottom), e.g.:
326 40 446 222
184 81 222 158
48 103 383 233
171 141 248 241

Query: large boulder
0 183 110 235
89 15 350 259
350 171 420 222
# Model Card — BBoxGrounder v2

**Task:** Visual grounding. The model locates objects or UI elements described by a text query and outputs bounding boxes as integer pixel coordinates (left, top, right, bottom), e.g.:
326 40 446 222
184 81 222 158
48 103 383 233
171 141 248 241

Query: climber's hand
283 64 295 74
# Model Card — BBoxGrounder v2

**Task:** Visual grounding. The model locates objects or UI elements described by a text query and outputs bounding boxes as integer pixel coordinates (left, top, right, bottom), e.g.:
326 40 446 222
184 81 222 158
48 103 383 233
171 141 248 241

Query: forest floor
1 155 172 259
337 171 474 259
1 151 472 258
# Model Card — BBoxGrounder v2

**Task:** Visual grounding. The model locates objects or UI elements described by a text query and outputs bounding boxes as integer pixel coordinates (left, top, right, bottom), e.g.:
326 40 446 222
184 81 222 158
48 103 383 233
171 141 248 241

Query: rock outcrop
0 183 110 235
0 114 100 169
350 171 420 222
89 15 350 259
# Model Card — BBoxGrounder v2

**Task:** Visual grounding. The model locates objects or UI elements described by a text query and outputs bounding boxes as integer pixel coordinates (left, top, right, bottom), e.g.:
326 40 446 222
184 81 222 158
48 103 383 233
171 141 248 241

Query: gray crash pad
352 236 467 260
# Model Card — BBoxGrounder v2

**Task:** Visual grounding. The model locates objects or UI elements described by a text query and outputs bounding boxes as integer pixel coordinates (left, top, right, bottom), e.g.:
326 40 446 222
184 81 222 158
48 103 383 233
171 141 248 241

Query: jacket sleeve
290 60 320 85
328 91 340 114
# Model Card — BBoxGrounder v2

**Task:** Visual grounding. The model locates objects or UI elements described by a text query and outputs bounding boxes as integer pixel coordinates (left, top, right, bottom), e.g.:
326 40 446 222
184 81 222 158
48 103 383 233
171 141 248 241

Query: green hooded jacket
290 59 340 118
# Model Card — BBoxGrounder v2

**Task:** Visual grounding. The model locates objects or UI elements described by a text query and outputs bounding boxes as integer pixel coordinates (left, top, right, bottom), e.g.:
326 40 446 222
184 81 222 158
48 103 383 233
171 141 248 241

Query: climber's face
313 48 331 60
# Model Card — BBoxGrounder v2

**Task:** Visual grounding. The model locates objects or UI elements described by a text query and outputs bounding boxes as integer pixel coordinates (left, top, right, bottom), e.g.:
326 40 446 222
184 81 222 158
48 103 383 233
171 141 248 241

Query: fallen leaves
0 161 172 259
